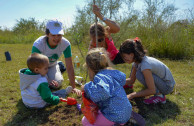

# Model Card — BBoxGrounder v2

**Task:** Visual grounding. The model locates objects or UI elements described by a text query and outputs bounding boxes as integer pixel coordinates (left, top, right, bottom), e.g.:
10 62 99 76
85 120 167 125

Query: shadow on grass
5 90 181 126
4 99 83 126
124 88 181 126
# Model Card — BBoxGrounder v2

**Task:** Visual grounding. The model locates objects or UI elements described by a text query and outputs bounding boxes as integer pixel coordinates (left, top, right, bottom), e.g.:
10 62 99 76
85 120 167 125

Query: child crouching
19 53 72 109
82 48 132 125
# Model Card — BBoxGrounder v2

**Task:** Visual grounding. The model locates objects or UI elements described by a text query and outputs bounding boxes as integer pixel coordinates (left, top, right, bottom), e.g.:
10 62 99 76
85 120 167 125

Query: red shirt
94 37 118 61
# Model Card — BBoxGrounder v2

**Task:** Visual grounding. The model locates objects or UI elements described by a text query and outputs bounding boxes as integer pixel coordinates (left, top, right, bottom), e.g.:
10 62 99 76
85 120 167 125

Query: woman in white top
31 19 81 96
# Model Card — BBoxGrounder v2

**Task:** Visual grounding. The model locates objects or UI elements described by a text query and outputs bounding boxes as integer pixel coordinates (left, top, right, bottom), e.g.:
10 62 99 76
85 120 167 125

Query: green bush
0 0 193 60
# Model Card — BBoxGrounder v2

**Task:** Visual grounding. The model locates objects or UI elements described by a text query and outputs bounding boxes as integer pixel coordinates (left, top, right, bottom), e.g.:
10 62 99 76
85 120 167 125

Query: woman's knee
55 80 63 89
163 86 174 95
57 80 63 86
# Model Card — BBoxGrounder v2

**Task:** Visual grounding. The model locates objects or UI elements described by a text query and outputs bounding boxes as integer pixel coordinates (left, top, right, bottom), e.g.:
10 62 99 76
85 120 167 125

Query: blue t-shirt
84 69 132 124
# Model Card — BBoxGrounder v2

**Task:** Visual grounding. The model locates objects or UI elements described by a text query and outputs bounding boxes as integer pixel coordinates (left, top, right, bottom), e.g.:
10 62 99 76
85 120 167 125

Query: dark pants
112 52 125 65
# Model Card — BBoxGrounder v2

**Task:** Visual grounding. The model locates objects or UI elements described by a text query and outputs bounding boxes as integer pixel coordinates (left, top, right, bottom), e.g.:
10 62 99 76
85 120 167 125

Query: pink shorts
82 110 115 126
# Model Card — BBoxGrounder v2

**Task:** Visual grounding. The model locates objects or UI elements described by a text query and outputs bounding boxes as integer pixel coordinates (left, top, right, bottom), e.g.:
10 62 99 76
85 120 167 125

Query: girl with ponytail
120 37 176 105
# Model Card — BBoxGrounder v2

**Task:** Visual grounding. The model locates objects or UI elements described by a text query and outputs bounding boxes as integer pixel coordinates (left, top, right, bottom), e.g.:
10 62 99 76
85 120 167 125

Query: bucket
5 51 11 61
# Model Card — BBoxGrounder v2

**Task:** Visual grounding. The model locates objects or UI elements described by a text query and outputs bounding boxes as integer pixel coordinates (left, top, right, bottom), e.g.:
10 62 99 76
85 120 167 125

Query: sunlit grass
0 44 193 126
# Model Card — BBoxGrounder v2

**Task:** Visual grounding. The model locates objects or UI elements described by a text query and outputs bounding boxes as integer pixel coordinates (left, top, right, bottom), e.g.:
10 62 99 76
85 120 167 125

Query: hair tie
99 52 103 55
134 37 139 42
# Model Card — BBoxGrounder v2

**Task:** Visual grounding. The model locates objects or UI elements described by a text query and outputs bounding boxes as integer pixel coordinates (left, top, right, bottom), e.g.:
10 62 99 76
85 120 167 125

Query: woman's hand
92 5 103 19
127 92 136 100
72 88 82 96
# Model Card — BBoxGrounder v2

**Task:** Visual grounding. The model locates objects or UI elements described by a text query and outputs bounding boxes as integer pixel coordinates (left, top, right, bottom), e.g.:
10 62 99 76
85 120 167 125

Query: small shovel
60 97 77 105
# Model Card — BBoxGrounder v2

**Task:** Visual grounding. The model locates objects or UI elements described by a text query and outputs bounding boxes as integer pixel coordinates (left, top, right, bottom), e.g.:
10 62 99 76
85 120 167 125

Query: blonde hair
86 48 112 74
27 53 49 72
89 23 109 38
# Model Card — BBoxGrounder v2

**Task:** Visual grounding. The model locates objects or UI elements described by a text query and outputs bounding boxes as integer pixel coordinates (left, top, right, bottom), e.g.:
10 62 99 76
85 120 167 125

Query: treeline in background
0 0 193 60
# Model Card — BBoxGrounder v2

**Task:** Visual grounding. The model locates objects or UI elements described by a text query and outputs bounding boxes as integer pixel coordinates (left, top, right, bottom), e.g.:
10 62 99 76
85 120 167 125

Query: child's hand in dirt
127 92 136 100
49 80 59 88
72 88 82 96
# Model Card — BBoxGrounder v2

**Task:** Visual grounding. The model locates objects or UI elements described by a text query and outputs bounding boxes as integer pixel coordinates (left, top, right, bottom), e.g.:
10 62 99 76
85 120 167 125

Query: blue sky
0 0 193 29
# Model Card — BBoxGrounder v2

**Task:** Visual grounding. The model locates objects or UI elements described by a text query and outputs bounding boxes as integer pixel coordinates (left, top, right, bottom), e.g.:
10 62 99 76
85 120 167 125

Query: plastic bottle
74 56 80 75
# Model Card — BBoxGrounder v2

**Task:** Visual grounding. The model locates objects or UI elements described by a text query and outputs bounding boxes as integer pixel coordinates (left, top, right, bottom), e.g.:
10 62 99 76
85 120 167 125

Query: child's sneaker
58 61 66 73
65 86 73 95
123 84 133 89
143 95 166 104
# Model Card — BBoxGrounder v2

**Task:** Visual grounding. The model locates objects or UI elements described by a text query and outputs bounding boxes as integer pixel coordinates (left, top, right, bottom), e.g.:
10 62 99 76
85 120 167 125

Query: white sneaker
65 86 73 95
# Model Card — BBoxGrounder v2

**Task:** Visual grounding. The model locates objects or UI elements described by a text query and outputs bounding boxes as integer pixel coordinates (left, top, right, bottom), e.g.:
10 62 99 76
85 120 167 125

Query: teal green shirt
31 38 72 58
37 82 60 105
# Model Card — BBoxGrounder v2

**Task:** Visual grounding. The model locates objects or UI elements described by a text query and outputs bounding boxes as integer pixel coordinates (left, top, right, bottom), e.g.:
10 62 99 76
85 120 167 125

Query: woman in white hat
31 19 81 96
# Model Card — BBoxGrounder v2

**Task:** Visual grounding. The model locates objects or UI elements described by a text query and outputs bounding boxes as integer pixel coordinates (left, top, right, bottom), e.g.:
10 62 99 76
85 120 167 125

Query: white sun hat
46 19 64 35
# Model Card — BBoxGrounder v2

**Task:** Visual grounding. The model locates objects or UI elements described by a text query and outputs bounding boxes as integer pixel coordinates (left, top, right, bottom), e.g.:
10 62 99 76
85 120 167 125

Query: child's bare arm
81 85 85 92
125 66 137 85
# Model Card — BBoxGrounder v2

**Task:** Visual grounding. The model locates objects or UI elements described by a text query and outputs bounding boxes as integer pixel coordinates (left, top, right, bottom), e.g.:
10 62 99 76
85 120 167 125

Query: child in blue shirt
81 48 132 125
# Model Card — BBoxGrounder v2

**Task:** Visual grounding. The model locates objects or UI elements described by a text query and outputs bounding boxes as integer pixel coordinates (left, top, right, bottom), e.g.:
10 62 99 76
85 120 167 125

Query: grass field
0 44 194 126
